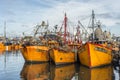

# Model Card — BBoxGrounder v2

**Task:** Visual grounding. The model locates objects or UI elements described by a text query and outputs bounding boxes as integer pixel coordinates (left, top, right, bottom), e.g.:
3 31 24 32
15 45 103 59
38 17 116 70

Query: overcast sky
0 0 120 37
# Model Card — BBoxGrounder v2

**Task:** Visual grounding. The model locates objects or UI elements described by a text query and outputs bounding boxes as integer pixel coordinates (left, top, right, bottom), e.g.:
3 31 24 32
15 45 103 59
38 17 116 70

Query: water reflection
20 63 50 80
0 50 24 80
0 49 4 54
50 64 76 80
113 62 120 80
0 50 120 80
79 65 113 80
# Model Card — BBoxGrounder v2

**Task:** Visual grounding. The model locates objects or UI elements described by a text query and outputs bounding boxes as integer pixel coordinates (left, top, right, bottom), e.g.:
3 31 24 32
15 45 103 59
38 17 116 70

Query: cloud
116 22 120 25
23 0 53 8
0 10 16 17
0 0 120 36
97 13 113 19
7 19 16 23
97 12 120 20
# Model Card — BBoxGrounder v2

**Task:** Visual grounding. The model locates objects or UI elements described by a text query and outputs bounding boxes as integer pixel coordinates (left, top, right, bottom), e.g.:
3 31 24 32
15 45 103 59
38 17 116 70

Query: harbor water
0 50 119 80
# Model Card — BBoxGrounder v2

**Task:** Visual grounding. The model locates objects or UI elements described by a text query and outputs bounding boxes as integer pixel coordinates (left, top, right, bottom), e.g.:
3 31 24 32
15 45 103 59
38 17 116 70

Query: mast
4 21 6 41
64 13 67 44
92 10 95 42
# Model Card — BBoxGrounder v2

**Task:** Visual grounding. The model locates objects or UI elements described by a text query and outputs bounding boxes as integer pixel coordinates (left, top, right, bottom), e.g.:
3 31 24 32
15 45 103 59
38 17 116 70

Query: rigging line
68 22 76 32
87 17 92 28
68 19 75 27
57 20 64 26
60 21 64 31
68 22 76 35
78 21 89 35
94 17 97 24
22 27 34 33
67 19 71 32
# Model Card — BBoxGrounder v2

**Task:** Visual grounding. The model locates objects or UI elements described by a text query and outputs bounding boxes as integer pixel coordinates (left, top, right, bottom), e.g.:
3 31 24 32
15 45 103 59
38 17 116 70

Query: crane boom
34 25 41 37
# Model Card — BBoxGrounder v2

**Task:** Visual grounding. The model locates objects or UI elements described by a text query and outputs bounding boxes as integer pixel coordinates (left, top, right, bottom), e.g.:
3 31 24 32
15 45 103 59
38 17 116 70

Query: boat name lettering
95 47 107 53
36 49 47 52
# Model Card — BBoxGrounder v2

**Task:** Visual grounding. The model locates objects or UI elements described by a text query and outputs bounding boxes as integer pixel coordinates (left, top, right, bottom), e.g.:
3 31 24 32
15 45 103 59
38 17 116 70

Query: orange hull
0 43 12 51
78 42 112 68
0 42 5 50
49 48 75 65
20 63 50 80
20 46 50 62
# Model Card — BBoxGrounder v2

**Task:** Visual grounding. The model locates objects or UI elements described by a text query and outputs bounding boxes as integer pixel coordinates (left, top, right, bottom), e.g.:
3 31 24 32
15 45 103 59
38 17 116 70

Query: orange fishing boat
49 13 77 65
0 37 5 50
78 42 112 68
50 64 75 80
78 11 112 68
20 63 50 80
4 42 13 51
44 34 75 65
49 47 75 65
20 45 49 63
0 42 13 51
20 22 51 63
79 65 112 80
0 42 5 50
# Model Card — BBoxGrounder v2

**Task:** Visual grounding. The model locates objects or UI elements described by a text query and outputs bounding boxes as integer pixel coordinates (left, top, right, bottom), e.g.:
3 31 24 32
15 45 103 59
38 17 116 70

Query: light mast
64 13 67 44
